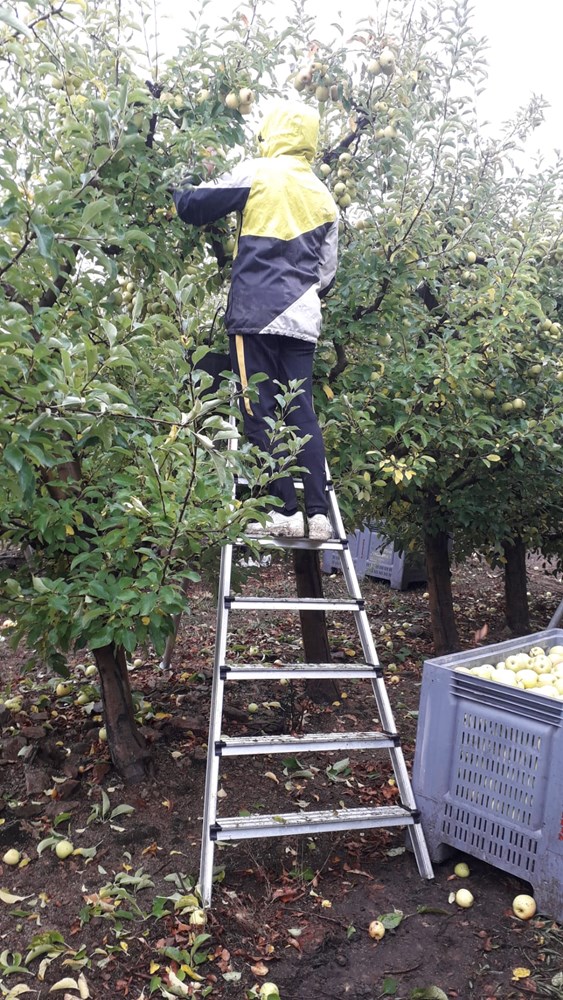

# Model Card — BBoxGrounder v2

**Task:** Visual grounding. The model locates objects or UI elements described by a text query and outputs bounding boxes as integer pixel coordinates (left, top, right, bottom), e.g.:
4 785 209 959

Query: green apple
238 87 253 105
379 47 396 75
315 86 329 102
55 839 74 859
55 683 71 698
367 59 381 75
454 862 470 878
225 91 239 109
247 703 258 713
319 163 331 177
466 250 477 264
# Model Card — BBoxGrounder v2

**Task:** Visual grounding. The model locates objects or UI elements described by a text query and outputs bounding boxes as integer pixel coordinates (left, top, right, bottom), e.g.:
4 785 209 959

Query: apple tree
0 0 310 780
290 0 563 651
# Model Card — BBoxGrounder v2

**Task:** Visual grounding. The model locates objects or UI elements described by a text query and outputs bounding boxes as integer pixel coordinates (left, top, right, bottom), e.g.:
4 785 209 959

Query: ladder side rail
325 471 398 728
325 468 421 813
199 414 239 906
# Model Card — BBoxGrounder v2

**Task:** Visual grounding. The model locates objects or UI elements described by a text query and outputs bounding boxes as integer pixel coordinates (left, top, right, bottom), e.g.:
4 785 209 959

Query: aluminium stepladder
199 454 434 907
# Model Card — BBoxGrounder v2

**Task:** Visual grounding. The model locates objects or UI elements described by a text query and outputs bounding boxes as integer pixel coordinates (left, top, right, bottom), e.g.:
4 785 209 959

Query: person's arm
172 161 256 226
318 218 339 298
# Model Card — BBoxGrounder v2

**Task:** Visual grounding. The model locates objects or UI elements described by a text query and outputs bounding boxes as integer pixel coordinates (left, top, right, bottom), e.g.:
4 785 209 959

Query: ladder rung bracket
210 804 417 841
215 731 398 756
225 596 364 612
220 661 382 680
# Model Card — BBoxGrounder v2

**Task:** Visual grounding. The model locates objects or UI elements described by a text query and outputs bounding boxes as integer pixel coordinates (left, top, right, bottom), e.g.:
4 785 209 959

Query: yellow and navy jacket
173 102 338 343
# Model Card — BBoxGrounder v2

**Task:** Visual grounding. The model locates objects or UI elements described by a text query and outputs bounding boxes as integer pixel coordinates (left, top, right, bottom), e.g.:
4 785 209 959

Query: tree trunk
293 548 339 703
94 643 152 783
503 536 530 634
424 528 460 654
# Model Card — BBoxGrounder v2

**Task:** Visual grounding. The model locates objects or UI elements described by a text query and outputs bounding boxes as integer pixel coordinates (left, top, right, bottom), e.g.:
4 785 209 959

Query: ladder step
216 730 398 756
211 804 417 840
236 537 346 551
222 661 381 680
226 596 364 612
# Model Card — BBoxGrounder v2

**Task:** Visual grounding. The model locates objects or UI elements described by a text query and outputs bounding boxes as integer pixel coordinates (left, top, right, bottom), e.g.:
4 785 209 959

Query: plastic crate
412 628 563 921
322 526 372 579
323 525 426 588
365 531 427 590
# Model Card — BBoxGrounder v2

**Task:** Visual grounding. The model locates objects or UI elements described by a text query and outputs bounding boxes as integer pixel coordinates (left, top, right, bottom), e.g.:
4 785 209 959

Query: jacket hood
259 101 320 161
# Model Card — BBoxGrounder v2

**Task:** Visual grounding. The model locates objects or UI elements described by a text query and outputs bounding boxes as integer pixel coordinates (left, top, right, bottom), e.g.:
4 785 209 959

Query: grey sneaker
245 510 305 538
308 514 332 541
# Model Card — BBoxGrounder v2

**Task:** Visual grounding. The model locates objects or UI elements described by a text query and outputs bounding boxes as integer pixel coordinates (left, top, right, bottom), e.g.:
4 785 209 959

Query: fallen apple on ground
454 888 474 908
368 919 386 940
454 862 470 878
55 839 74 859
512 894 537 920
2 849 21 866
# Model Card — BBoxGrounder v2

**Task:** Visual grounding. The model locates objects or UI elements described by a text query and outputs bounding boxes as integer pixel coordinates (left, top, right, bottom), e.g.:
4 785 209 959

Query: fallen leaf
0 889 30 904
512 967 531 981
250 961 269 976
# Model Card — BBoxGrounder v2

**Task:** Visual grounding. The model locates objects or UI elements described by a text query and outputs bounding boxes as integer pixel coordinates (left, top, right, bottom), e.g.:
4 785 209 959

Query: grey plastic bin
322 526 372 579
365 531 427 590
323 525 427 589
412 628 563 921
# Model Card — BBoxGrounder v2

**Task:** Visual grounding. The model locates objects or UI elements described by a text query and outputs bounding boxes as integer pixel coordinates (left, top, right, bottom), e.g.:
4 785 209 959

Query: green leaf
31 222 55 259
378 910 404 930
0 8 33 37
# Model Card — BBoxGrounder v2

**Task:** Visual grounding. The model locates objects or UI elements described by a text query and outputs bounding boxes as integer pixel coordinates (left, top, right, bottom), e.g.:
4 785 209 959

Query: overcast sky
157 0 562 158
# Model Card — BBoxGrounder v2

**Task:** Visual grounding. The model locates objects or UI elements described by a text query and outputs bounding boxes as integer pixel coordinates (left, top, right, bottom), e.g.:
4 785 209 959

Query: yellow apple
455 888 474 908
2 849 21 866
512 894 536 920
368 920 385 939
517 670 538 689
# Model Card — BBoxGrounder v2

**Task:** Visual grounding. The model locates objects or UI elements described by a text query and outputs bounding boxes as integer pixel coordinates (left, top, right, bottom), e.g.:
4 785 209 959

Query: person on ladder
171 100 338 541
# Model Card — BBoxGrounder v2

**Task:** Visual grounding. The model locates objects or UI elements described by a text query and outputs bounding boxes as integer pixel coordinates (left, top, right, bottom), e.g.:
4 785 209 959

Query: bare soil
0 553 562 999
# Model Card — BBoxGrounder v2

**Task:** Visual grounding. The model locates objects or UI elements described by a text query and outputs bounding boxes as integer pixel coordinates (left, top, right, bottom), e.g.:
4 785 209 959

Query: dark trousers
229 333 327 516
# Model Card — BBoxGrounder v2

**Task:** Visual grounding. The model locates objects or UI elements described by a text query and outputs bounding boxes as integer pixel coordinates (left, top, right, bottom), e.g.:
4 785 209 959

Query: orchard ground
0 554 562 1000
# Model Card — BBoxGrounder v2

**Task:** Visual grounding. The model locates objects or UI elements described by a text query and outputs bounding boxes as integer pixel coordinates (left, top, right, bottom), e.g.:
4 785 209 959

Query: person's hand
163 172 202 196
